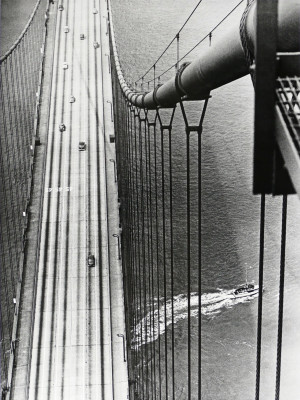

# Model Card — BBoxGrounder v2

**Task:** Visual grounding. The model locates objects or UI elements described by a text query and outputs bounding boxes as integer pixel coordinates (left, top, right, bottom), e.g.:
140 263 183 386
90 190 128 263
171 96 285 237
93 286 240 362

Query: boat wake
133 287 258 347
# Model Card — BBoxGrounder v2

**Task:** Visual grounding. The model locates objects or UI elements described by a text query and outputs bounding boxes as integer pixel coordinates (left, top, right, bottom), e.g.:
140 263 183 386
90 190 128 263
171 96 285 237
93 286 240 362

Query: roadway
27 1 128 399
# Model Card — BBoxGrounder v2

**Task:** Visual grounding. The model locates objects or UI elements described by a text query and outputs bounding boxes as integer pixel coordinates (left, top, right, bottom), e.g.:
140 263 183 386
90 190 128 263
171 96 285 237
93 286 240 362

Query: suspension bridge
0 0 300 399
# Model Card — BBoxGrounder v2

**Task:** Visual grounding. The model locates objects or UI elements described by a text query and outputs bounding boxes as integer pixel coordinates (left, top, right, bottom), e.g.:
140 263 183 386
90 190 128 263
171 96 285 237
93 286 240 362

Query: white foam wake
133 287 258 347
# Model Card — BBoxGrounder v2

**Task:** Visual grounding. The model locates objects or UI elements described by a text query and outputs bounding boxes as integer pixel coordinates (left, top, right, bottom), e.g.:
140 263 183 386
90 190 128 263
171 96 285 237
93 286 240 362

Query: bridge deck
12 1 128 399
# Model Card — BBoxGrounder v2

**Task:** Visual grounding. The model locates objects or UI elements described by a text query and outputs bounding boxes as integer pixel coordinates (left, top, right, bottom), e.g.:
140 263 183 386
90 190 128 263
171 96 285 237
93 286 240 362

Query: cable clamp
175 62 191 97
153 84 163 107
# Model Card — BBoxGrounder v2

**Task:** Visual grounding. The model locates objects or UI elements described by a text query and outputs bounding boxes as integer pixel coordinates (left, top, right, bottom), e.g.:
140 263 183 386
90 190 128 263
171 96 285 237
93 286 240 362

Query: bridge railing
0 0 48 394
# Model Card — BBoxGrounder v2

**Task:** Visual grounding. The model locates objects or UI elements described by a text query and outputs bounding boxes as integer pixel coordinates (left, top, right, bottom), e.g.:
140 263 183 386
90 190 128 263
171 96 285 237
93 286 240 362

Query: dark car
79 141 86 151
59 123 66 132
87 254 95 267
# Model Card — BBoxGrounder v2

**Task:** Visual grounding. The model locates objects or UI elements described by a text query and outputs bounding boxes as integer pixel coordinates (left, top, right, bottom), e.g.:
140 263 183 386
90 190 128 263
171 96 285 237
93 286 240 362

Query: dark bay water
111 0 300 399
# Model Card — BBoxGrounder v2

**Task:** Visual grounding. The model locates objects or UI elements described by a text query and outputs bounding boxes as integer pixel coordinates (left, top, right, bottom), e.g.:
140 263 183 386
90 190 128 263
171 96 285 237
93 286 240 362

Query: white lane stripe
30 5 64 399
65 0 76 397
53 1 71 396
81 0 88 394
91 1 101 397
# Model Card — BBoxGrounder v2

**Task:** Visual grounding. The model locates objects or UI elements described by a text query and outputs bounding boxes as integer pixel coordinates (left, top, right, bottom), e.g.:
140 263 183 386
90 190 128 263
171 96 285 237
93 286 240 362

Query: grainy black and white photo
1 0 300 399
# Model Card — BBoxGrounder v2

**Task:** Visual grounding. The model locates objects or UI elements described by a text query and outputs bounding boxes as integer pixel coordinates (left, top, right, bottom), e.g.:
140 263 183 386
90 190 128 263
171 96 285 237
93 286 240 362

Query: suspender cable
130 108 140 391
186 128 192 400
20 39 31 148
10 54 23 288
14 49 27 208
198 120 202 400
135 112 144 398
147 121 157 399
275 195 288 400
255 194 265 400
145 119 154 399
169 124 175 400
139 114 149 398
160 123 169 399
3 60 19 288
154 121 162 400
132 109 139 394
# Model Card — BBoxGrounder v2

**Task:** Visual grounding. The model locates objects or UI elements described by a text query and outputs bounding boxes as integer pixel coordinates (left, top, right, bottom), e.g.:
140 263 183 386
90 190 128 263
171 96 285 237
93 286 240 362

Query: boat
231 283 259 299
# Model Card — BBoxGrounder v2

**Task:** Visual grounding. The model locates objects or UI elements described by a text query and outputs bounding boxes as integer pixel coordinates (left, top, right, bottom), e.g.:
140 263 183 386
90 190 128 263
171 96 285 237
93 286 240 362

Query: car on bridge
79 141 86 151
59 123 66 132
87 254 95 267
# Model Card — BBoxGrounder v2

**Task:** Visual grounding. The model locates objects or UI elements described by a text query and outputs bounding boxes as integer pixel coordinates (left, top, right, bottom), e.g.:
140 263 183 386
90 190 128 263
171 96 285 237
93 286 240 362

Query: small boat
231 283 259 299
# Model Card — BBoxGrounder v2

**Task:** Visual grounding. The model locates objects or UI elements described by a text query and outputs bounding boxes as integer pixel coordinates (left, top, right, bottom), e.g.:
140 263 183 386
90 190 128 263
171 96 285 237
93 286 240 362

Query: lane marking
46 187 72 192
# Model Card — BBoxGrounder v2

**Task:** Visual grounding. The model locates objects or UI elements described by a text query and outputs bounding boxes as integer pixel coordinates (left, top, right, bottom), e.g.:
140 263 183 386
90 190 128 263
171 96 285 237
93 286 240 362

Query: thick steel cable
129 107 139 387
134 111 144 398
154 121 162 400
10 52 24 288
0 0 43 62
0 301 9 381
22 38 33 153
13 48 28 212
147 121 157 399
186 129 192 400
139 114 149 398
3 59 20 290
144 119 154 399
19 39 30 154
168 125 175 400
160 123 169 399
138 115 146 400
25 29 36 135
255 194 265 400
198 122 201 400
143 117 150 399
124 104 135 339
275 195 288 400
128 108 136 386
129 108 136 330
133 122 141 399
135 0 204 84
0 218 13 336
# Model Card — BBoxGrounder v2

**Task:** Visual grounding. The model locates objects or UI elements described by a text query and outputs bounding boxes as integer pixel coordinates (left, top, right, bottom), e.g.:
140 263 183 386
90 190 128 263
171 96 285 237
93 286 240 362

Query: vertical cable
130 108 139 394
187 128 191 400
135 111 144 398
169 126 175 400
161 124 168 400
198 122 202 400
145 119 154 399
255 194 265 400
275 195 288 400
154 120 162 400
148 121 157 399
139 114 149 398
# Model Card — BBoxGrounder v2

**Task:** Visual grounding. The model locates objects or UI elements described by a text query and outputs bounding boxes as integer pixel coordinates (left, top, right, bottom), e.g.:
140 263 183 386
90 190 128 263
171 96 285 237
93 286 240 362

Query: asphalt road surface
27 1 127 399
